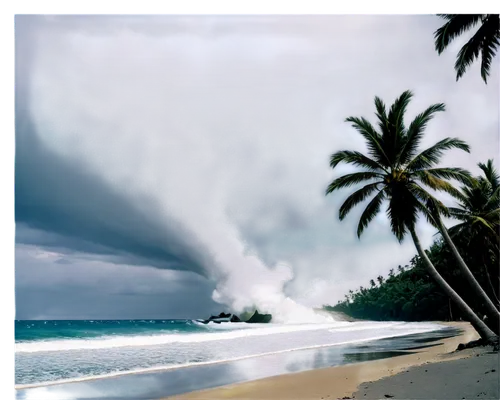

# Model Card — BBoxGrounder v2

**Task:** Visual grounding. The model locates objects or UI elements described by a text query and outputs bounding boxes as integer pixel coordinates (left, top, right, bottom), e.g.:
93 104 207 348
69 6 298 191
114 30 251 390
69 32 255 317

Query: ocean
15 318 446 388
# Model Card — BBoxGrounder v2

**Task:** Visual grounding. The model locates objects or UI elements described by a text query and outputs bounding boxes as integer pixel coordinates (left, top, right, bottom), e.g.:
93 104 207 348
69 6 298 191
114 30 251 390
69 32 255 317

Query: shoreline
166 322 482 399
14 322 443 394
15 323 444 390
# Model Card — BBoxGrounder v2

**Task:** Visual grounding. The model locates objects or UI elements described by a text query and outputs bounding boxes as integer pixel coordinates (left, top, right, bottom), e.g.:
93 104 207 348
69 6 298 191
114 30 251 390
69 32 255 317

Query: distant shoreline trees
325 90 498 343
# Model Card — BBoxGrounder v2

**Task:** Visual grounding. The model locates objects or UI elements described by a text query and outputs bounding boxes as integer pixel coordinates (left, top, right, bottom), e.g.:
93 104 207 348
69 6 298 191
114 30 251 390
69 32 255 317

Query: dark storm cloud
14 15 499 317
15 245 220 319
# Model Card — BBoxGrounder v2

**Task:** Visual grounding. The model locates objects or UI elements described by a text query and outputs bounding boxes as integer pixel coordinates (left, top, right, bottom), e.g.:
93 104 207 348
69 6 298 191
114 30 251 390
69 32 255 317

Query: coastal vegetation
324 90 499 343
324 235 498 326
325 158 499 332
322 13 500 348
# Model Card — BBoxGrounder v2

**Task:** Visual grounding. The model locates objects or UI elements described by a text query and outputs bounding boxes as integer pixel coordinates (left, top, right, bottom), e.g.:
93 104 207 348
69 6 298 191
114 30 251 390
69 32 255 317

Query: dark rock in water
198 310 272 324
208 312 232 320
246 310 272 323
198 312 242 324
230 314 241 322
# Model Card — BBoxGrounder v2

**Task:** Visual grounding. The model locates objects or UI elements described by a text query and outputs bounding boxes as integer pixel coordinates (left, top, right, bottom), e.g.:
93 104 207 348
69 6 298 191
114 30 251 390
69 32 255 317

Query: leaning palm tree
326 90 497 342
448 160 500 309
434 14 500 83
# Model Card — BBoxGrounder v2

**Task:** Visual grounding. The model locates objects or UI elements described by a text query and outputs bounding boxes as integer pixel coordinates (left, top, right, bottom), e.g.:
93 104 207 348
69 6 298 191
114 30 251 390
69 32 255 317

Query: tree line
323 15 499 344
325 228 498 331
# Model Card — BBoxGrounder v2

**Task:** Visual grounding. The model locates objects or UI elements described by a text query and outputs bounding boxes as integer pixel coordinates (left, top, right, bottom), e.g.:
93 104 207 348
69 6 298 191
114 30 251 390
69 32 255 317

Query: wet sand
16 329 455 400
167 322 496 399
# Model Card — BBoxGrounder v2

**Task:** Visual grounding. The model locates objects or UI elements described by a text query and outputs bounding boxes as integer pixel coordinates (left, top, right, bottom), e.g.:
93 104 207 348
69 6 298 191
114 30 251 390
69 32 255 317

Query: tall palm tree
434 14 500 83
326 90 497 342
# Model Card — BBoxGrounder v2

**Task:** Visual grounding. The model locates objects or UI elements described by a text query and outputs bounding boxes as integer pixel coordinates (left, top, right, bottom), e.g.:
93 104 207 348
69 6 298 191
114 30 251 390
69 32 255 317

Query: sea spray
174 219 334 323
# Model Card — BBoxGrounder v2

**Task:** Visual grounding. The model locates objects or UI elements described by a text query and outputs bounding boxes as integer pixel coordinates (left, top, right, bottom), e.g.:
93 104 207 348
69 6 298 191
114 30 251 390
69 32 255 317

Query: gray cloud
15 244 219 319
15 15 499 319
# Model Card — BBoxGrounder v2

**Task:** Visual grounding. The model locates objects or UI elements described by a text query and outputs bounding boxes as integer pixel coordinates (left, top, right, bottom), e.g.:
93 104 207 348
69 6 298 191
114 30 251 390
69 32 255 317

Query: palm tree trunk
410 226 497 342
435 215 500 332
449 298 453 321
482 260 500 308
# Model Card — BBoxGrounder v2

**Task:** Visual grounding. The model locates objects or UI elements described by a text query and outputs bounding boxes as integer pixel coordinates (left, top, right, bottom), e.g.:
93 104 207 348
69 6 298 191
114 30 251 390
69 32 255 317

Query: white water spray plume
184 217 333 323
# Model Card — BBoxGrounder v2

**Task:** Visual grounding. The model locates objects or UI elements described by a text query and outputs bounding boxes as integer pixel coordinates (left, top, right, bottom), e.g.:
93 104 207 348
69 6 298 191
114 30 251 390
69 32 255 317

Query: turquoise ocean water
15 319 445 387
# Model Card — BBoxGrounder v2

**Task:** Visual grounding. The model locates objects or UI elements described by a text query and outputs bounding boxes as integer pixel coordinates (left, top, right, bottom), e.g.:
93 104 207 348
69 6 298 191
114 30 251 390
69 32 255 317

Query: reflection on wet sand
16 327 460 400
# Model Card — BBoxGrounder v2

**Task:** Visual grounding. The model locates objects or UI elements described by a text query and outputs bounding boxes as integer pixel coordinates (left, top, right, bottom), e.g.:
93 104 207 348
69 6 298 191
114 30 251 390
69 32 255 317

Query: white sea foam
16 321 443 353
16 321 446 390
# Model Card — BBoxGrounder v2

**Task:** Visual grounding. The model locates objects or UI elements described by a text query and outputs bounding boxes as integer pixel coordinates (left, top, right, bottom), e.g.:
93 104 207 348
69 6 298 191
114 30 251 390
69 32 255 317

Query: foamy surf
16 319 446 387
16 322 349 353
16 321 445 389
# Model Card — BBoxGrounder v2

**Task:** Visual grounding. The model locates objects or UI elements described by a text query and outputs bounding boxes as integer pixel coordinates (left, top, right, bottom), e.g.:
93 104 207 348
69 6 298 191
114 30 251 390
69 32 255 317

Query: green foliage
326 90 471 243
434 14 500 83
324 232 499 324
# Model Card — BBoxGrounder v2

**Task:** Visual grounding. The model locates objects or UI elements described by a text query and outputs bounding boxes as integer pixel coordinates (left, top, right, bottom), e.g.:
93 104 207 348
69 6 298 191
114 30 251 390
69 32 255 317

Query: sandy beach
167 322 498 400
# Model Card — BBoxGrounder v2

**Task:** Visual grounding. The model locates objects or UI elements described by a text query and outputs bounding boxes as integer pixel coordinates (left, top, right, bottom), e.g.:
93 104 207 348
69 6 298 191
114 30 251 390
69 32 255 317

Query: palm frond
480 30 499 82
478 159 500 191
470 215 496 232
387 90 413 128
339 182 383 220
480 16 500 82
398 103 446 165
406 137 470 171
421 167 472 184
484 207 500 222
408 182 450 218
455 16 498 81
448 188 469 205
485 187 500 209
344 116 390 167
414 198 440 228
356 189 386 238
326 172 383 194
385 90 413 164
329 150 387 172
434 14 483 54
448 206 472 221
412 170 463 198
374 96 388 133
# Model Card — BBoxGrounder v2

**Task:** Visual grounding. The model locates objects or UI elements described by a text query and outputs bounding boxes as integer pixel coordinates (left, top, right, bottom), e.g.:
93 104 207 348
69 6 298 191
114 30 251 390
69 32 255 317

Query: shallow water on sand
16 319 445 386
16 327 459 400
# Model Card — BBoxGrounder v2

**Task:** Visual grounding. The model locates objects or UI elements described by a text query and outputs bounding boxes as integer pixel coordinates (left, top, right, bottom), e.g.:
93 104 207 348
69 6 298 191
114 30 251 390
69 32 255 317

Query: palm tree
448 159 500 308
449 159 500 245
434 14 500 83
326 90 497 342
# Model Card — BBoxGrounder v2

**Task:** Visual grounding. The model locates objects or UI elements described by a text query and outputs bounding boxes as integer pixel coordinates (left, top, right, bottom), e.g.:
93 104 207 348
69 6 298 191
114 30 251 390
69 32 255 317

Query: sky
14 14 499 320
